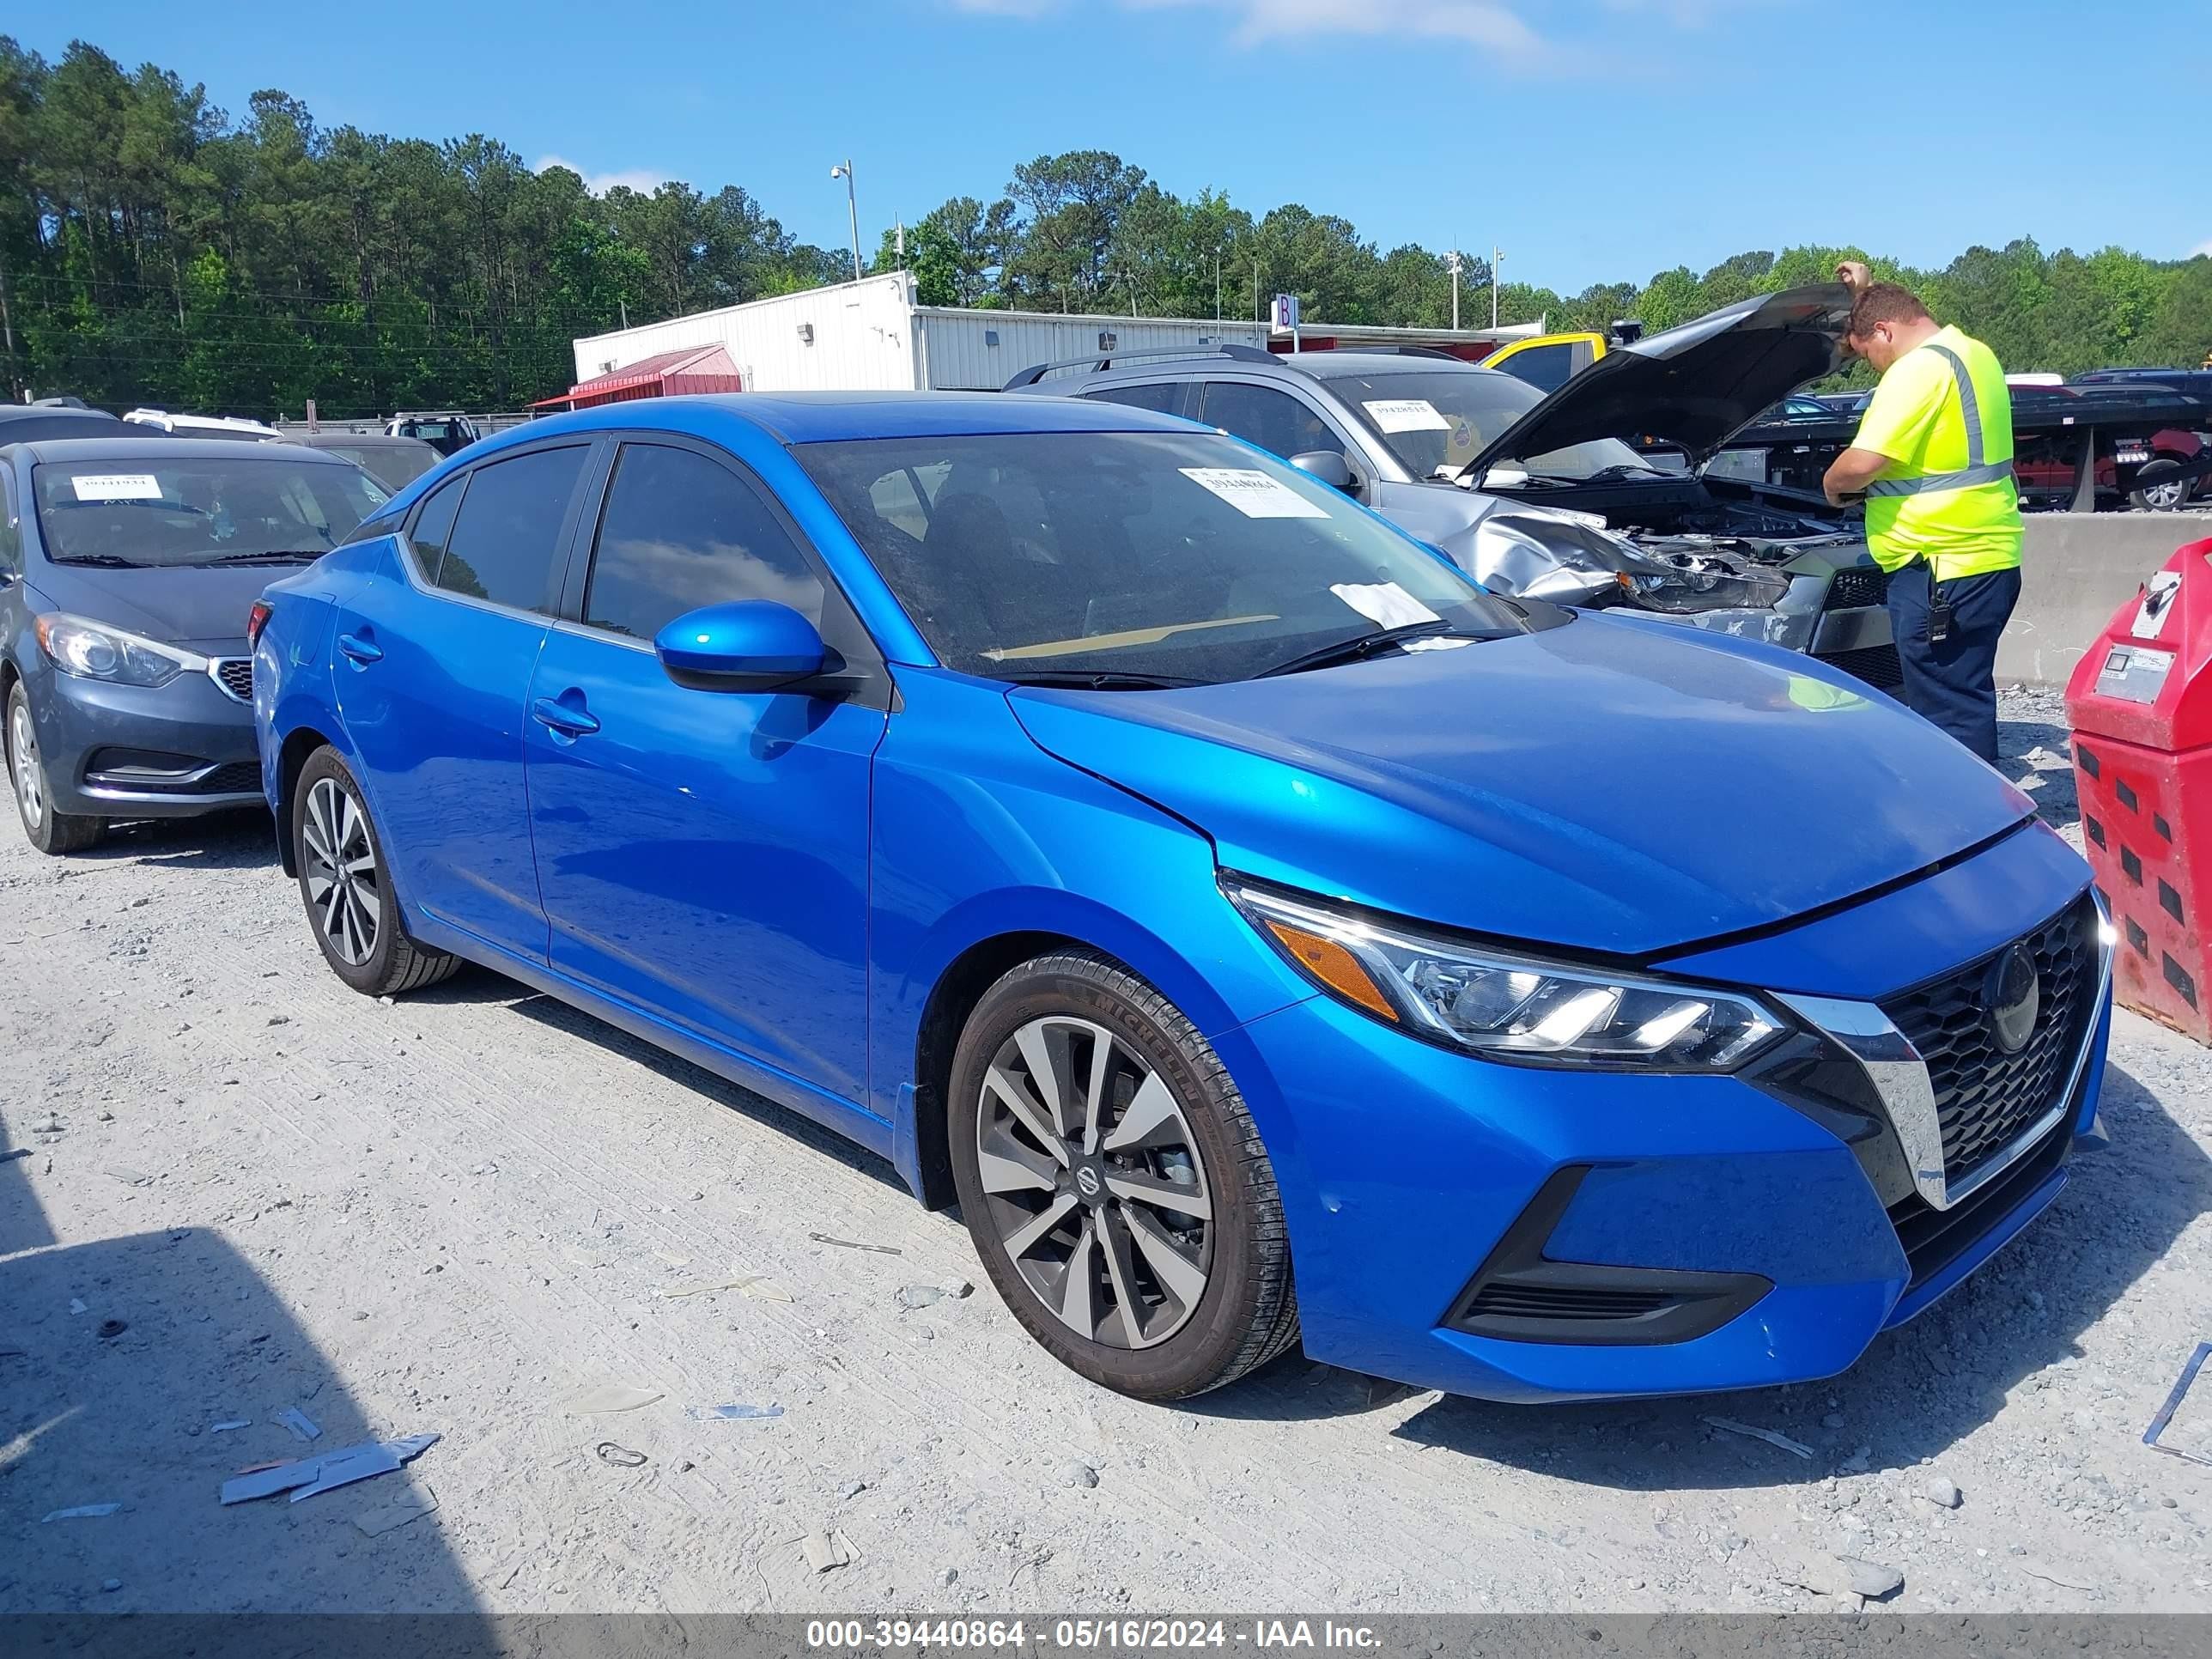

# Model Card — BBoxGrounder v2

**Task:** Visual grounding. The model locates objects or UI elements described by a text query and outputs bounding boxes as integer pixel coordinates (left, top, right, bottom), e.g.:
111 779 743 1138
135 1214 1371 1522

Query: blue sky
32 0 2210 294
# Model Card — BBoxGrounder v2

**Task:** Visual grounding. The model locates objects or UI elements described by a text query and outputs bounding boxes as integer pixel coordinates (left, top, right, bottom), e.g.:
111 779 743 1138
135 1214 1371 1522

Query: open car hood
1460 284 1854 477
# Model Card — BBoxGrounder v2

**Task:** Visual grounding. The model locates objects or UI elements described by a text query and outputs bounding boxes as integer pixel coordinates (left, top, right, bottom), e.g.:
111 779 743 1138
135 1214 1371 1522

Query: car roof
471 391 1195 453
9 434 359 465
301 432 434 449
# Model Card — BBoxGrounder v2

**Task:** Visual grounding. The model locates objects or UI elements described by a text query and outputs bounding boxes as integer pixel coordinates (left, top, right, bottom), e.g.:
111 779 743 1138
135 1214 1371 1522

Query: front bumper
21 653 261 819
1214 825 2110 1403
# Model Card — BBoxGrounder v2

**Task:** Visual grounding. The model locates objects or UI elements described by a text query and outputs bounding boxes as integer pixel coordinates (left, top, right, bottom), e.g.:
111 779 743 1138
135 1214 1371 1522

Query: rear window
32 455 390 568
322 441 439 493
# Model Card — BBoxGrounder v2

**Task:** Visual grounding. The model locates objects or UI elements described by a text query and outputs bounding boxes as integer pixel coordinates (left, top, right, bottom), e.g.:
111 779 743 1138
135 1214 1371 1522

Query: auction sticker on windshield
69 473 164 501
1180 467 1328 519
1363 398 1450 434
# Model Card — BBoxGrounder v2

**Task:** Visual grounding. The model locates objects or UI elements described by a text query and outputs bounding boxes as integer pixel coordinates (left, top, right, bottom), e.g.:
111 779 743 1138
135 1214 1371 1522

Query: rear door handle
531 696 600 738
337 631 383 665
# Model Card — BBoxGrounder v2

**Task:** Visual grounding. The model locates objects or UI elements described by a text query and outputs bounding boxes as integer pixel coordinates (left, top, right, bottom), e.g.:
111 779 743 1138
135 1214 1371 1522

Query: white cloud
535 155 672 197
2192 238 2212 259
955 0 1770 61
1166 0 1542 53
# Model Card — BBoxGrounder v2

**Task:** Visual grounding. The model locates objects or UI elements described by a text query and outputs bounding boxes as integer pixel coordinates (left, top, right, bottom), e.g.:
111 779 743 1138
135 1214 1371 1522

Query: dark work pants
1885 562 2021 764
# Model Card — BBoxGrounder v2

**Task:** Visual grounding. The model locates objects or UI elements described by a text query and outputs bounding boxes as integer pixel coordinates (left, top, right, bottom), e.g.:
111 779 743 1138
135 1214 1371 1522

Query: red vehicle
2010 384 2208 511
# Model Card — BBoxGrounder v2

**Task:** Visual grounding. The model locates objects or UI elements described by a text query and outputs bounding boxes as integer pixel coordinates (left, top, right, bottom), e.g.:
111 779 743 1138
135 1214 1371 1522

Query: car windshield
1316 368 1658 482
33 455 390 568
320 441 438 492
798 429 1531 685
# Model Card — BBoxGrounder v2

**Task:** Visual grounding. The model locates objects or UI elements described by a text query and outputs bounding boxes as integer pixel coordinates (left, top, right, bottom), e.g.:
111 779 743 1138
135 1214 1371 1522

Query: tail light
246 600 273 648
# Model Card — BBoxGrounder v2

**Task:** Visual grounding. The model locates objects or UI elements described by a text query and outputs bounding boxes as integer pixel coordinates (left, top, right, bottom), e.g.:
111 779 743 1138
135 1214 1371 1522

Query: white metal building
568 272 1542 397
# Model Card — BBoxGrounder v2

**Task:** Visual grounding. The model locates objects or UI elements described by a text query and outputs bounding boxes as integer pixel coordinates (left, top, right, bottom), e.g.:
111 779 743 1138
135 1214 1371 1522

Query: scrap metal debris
1701 1415 1815 1460
684 1403 784 1422
809 1232 902 1255
276 1407 322 1442
219 1431 438 1505
2143 1341 2212 1468
2 1147 33 1163
40 1503 121 1522
210 1419 249 1433
595 1442 647 1468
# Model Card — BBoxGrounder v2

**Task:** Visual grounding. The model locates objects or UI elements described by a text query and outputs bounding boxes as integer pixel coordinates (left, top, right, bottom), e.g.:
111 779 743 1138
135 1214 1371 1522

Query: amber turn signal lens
1261 918 1399 1021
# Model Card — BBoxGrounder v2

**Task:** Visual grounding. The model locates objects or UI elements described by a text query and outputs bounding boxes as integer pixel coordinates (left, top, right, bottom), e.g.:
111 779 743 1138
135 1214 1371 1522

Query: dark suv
1008 286 1899 690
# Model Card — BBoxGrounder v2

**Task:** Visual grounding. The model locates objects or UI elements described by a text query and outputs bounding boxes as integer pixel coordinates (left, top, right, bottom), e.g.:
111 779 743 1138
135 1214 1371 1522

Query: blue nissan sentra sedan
252 393 2112 1404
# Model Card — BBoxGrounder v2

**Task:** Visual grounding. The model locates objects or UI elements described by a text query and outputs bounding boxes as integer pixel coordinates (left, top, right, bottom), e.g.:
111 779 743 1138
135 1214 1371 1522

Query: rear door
332 440 594 962
523 436 885 1103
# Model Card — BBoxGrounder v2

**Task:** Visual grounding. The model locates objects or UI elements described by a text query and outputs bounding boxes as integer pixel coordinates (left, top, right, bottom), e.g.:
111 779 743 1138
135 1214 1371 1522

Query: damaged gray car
1011 283 1897 690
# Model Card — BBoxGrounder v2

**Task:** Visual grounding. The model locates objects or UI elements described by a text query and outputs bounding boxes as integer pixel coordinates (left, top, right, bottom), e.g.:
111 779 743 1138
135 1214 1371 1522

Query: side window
1085 381 1183 416
1499 343 1575 392
435 446 588 612
402 472 466 579
0 469 20 575
583 443 828 641
1200 381 1343 461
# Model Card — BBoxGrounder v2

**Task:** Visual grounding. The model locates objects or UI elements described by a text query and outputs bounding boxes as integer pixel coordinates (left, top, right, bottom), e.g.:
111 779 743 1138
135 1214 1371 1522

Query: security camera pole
831 161 861 283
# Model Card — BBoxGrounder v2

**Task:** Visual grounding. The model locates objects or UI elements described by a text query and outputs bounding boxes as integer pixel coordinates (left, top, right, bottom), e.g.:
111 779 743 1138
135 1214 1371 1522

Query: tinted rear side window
434 446 587 611
404 473 466 578
1085 382 1183 416
1200 381 1343 460
1497 343 1576 392
584 443 826 640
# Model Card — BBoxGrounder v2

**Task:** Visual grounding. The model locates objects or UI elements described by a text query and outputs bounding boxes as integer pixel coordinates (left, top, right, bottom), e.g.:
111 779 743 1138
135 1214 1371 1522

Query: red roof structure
532 343 743 411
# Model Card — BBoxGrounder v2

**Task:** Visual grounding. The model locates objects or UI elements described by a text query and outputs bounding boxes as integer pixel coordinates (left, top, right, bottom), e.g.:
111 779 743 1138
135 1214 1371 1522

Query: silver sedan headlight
35 613 207 690
1225 879 1787 1073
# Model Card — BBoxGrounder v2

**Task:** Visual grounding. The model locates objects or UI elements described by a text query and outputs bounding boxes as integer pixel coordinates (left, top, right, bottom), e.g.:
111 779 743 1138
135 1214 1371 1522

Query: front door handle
531 695 600 738
337 631 383 665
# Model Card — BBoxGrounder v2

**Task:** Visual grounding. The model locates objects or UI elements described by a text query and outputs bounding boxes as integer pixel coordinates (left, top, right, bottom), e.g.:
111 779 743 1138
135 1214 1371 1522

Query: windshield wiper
198 548 328 565
1000 669 1203 690
52 554 149 568
1255 620 1486 679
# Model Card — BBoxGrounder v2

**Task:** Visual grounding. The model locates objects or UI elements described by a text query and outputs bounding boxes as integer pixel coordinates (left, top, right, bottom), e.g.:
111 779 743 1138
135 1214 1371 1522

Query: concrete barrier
1997 514 2212 688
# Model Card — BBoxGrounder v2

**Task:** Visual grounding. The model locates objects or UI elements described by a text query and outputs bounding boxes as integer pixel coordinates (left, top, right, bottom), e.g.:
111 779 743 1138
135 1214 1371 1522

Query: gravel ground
2 690 2208 1616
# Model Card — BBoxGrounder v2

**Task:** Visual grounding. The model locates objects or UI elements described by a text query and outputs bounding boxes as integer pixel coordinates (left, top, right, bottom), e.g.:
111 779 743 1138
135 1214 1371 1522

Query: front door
523 439 884 1103
334 441 594 962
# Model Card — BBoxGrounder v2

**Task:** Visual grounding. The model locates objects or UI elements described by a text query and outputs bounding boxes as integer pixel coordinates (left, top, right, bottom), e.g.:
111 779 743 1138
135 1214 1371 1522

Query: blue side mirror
653 601 828 693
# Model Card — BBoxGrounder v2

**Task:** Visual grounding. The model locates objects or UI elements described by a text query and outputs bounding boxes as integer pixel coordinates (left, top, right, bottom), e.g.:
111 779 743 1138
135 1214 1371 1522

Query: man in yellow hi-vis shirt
1821 263 2022 763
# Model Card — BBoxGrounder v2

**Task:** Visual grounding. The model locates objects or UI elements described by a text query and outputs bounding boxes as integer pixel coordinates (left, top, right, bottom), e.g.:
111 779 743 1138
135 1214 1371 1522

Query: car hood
26 560 285 651
1461 284 1854 477
1008 613 2034 958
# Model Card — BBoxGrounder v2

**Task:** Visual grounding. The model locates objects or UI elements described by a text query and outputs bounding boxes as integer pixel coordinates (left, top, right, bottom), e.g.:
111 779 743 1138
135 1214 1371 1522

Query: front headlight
35 613 206 689
1614 566 1790 614
1225 879 1787 1073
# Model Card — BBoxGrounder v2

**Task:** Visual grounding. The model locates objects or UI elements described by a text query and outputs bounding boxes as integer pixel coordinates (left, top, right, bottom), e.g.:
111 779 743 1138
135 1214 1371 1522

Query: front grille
1824 565 1891 611
1887 1107 2073 1290
1881 898 2098 1186
1815 641 1905 690
1462 1281 1674 1322
212 659 254 702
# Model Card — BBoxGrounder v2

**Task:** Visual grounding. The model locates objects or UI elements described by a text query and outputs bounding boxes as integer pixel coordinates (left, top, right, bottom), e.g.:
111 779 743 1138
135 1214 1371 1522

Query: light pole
1491 246 1504 329
830 161 861 283
1447 249 1462 331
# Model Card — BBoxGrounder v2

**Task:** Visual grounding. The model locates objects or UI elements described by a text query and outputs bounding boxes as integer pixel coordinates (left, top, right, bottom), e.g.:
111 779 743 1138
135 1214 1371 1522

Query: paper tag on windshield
1363 398 1450 434
1330 582 1442 629
1179 467 1327 519
70 473 162 501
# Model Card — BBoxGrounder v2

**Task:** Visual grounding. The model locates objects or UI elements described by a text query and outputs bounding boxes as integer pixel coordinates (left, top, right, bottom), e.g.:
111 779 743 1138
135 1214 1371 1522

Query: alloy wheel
301 775 381 966
9 702 44 830
973 1016 1213 1350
